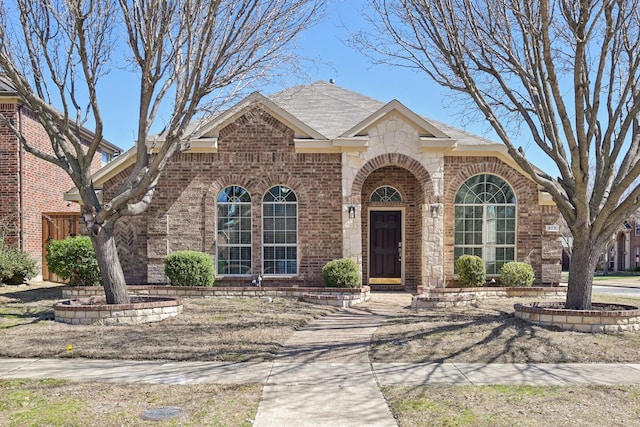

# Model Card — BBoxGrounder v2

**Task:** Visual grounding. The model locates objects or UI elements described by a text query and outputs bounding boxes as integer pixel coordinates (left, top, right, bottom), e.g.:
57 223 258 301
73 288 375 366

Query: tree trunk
91 227 130 305
565 237 601 310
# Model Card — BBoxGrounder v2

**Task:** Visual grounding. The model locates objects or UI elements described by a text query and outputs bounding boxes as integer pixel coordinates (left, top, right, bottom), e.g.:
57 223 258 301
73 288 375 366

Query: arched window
370 186 403 203
216 186 252 275
262 185 297 275
454 174 516 275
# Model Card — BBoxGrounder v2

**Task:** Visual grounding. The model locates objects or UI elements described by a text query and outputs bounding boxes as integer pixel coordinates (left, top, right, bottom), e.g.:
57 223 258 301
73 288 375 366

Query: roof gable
189 92 327 141
340 99 450 139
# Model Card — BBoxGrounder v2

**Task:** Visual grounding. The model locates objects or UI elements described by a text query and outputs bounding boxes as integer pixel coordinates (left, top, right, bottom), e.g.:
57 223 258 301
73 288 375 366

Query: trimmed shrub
322 258 361 288
456 255 486 287
164 250 215 286
499 261 534 287
46 236 101 286
0 241 38 284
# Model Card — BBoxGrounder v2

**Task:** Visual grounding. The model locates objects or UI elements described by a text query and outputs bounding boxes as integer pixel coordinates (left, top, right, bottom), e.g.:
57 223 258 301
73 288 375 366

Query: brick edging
61 285 371 308
412 286 567 309
54 296 183 326
514 302 640 332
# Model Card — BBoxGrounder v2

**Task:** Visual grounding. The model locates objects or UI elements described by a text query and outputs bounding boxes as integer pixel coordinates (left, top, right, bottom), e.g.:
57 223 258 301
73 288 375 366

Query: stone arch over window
216 185 252 276
370 186 403 203
262 185 298 276
454 174 516 275
351 153 434 202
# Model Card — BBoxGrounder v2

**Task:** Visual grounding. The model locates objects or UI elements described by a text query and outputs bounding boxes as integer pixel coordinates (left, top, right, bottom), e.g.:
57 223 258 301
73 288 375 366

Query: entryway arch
359 163 428 292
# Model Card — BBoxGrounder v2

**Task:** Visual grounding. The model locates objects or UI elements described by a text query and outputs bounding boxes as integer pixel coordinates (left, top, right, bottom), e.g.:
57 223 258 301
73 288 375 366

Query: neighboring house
605 219 640 272
66 81 562 290
0 76 121 280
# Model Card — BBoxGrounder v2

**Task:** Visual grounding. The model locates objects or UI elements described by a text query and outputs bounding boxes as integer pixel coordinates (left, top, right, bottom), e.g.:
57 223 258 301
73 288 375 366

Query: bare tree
0 0 322 304
356 0 640 309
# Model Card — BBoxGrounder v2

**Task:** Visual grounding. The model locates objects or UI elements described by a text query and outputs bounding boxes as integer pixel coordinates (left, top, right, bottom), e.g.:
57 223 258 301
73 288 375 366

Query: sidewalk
3 358 640 387
3 293 640 426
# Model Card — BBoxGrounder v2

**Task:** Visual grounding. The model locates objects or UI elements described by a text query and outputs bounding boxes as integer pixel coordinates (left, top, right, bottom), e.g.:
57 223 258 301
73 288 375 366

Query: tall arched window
217 186 252 275
263 185 297 275
454 174 516 274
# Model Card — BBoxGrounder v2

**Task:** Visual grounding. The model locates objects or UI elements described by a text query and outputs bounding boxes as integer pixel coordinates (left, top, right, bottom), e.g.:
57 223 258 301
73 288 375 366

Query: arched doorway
361 166 423 291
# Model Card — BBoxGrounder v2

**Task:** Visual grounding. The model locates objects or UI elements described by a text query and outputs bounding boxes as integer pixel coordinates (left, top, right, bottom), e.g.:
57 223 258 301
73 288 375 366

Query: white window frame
216 185 252 276
370 186 403 203
454 174 517 275
262 185 298 276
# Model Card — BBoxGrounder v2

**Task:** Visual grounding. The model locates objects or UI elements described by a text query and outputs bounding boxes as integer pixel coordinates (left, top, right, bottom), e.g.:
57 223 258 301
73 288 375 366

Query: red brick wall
0 101 107 271
104 107 343 285
20 107 79 269
443 156 561 284
0 103 20 246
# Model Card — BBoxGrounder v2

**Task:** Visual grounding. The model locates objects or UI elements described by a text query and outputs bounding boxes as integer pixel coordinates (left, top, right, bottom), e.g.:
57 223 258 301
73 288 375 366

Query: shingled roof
268 80 385 140
0 75 18 95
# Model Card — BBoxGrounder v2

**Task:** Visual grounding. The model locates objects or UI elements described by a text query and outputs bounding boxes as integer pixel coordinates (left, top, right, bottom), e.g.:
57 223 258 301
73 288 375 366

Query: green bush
499 261 534 287
45 236 101 286
322 258 361 288
164 250 215 286
456 255 486 287
0 241 38 284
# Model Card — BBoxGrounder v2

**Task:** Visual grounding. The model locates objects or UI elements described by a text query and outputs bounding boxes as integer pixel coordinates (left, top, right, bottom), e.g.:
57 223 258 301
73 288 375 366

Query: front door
369 210 402 284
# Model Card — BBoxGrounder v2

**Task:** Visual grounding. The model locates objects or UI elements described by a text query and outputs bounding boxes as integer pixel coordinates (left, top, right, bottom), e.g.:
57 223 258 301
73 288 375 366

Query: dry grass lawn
0 282 337 361
369 296 640 363
2 282 640 426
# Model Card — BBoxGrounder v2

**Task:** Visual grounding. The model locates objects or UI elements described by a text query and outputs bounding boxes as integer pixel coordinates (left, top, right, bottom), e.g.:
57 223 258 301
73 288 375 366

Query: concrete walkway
3 292 640 426
3 358 640 387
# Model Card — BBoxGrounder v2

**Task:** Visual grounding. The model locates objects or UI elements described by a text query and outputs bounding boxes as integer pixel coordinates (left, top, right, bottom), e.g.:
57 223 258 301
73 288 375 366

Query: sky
98 1 488 145
97 0 552 171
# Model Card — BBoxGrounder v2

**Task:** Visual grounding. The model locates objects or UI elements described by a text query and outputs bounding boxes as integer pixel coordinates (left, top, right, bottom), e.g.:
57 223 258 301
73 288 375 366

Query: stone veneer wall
343 114 444 290
360 166 423 291
412 286 567 309
514 303 640 332
61 285 371 309
54 297 183 325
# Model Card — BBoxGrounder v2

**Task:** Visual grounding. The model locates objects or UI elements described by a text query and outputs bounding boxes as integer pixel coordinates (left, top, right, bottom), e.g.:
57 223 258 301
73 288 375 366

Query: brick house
604 219 640 272
0 76 121 279
66 81 562 290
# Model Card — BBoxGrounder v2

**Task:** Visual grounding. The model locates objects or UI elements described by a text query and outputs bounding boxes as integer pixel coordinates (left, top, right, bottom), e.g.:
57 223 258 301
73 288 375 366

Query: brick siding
0 100 106 272
104 107 343 285
443 156 562 285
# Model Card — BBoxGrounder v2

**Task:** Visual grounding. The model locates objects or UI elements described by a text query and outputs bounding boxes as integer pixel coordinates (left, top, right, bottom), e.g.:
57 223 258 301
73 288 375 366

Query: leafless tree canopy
357 0 640 308
0 0 322 303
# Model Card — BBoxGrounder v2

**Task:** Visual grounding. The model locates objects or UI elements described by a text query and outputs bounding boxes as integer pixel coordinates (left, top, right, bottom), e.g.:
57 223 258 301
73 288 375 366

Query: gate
42 213 80 282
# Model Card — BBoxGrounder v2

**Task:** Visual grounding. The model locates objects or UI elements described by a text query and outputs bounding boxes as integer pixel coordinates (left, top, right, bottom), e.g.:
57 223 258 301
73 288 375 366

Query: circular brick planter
54 296 183 325
514 302 640 333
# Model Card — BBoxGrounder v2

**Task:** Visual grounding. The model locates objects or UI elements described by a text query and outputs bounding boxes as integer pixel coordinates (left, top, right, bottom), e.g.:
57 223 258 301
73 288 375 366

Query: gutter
18 104 24 251
17 105 24 251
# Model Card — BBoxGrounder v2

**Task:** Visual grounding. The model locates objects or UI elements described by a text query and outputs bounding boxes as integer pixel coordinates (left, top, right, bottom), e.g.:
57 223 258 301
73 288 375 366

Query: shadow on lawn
0 284 63 303
369 304 569 364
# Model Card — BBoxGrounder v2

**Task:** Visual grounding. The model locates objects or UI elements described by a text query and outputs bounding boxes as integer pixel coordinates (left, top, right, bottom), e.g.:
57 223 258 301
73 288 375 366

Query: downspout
17 105 24 251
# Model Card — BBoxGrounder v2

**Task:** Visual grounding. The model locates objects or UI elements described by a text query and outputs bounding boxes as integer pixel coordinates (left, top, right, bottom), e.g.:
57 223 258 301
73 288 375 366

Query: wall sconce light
430 204 440 218
348 206 356 219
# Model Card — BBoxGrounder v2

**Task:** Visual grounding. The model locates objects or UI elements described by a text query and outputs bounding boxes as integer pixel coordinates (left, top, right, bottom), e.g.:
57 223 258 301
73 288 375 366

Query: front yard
2 281 640 426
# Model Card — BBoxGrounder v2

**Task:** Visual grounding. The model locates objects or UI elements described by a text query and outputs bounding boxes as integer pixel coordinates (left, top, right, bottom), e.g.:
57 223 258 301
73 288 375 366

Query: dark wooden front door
42 213 80 282
369 210 402 283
